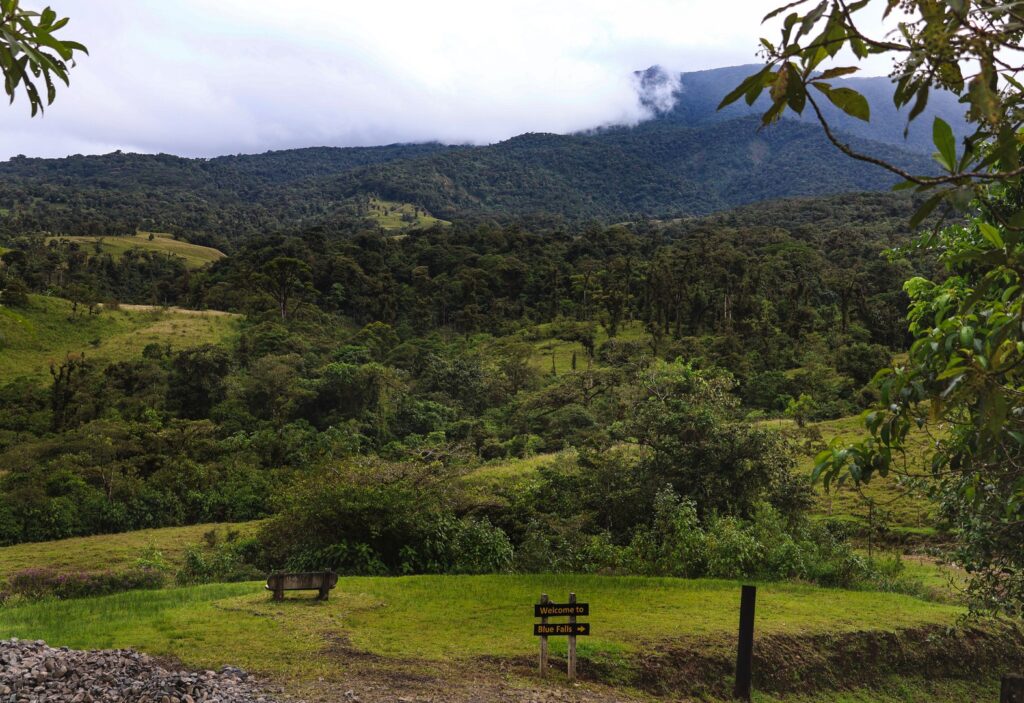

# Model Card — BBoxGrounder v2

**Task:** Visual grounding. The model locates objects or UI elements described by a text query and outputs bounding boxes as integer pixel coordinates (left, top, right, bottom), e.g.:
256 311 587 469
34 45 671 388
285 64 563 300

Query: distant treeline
0 117 933 247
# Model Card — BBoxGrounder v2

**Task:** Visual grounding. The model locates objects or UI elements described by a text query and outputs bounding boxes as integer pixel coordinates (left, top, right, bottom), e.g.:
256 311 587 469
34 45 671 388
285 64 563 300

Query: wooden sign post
539 593 549 676
534 593 589 681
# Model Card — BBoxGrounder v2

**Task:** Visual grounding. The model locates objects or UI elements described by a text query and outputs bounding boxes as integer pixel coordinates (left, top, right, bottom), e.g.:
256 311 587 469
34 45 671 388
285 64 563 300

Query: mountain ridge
0 65 944 239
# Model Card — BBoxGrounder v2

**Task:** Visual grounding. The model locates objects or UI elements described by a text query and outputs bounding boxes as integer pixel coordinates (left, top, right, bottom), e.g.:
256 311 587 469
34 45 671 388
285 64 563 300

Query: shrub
6 567 165 600
610 488 869 587
175 536 262 585
257 459 515 576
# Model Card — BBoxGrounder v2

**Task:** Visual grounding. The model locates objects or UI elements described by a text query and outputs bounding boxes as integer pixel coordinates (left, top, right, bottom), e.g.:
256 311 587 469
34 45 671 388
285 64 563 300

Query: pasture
45 232 225 269
0 522 262 577
0 295 239 381
366 197 451 231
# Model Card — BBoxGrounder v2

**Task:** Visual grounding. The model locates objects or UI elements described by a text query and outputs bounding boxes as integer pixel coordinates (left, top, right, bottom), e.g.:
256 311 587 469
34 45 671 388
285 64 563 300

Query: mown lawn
45 232 225 269
0 575 964 678
0 522 262 578
0 295 240 381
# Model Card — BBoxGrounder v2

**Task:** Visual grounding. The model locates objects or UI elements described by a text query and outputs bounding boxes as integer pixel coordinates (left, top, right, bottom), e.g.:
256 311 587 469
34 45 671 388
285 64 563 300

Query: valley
0 5 1021 695
0 183 996 699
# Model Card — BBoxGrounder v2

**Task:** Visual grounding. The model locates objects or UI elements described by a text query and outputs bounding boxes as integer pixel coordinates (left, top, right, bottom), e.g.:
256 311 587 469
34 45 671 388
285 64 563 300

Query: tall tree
256 257 314 322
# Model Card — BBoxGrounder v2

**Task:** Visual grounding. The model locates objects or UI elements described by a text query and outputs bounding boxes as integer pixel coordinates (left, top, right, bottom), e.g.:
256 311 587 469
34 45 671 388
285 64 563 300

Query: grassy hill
780 415 938 535
0 522 261 577
0 295 239 381
45 232 225 269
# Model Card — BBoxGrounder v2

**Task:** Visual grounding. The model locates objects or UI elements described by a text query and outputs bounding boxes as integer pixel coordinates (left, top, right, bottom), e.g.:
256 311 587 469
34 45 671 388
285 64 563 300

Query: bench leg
317 587 329 601
273 587 284 601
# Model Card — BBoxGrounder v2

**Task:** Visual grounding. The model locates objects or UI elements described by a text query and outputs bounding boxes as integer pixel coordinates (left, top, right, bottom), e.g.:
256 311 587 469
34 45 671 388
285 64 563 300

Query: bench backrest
266 571 338 591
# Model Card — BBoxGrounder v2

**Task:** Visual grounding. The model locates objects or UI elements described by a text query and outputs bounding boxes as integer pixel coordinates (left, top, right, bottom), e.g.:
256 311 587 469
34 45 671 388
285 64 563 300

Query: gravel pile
0 638 284 703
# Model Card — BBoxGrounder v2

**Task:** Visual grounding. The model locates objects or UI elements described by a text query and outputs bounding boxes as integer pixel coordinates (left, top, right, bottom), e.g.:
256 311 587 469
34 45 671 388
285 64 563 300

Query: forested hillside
0 113 932 247
0 192 932 554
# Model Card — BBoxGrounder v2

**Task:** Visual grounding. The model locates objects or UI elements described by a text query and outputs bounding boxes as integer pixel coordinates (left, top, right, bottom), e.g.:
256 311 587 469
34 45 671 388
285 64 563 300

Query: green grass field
523 320 651 375
0 521 262 578
0 295 240 381
0 575 965 679
45 232 225 269
777 415 937 532
366 197 450 231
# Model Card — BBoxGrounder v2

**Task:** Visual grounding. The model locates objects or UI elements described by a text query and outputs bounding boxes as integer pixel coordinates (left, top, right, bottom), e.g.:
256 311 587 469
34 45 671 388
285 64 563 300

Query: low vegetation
0 521 261 576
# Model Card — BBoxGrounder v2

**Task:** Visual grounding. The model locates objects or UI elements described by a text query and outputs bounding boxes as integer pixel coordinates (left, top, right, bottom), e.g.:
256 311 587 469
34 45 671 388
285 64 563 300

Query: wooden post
734 585 756 701
539 593 549 676
1003 675 1024 703
567 592 577 682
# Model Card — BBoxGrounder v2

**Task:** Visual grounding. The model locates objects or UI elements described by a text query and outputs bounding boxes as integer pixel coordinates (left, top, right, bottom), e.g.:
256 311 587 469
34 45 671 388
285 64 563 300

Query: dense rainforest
0 189 939 588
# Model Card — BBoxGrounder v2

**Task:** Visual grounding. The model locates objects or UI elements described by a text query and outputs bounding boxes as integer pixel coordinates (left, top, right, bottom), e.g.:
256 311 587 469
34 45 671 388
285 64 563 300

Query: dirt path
294 640 652 703
301 661 653 703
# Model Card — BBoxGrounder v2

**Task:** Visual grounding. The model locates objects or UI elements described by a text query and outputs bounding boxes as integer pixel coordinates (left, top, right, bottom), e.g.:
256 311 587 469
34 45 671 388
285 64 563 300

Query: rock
0 639 280 703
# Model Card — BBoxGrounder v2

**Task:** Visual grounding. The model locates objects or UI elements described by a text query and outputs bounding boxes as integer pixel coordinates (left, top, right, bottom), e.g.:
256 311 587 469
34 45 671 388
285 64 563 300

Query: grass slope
366 197 450 231
0 295 239 381
46 232 225 269
0 522 262 577
781 415 936 533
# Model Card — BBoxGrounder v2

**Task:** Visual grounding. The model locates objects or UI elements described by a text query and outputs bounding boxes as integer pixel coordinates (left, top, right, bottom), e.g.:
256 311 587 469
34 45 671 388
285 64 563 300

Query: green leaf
817 66 858 80
763 0 810 22
959 326 975 349
718 67 769 110
932 117 957 171
978 222 1004 248
798 1 829 39
812 84 870 121
909 192 946 229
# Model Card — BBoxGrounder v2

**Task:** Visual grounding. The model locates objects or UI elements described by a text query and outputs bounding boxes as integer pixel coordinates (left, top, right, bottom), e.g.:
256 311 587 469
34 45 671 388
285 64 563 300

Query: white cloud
0 0 898 159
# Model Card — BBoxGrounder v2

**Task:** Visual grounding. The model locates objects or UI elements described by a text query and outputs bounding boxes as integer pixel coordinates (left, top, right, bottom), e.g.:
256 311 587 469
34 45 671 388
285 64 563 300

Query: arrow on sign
533 623 591 636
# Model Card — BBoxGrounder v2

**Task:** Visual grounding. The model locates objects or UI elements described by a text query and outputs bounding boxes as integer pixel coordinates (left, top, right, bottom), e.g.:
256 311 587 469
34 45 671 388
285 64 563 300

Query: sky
0 1 898 160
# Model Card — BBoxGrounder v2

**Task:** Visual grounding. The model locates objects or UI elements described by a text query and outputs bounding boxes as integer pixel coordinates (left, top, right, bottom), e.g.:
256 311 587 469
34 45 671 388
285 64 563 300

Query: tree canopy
732 0 1024 615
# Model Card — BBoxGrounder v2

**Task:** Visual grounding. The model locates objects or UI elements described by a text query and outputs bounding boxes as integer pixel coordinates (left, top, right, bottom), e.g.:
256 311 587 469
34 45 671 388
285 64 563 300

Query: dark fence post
568 592 577 681
1003 675 1024 703
734 585 756 701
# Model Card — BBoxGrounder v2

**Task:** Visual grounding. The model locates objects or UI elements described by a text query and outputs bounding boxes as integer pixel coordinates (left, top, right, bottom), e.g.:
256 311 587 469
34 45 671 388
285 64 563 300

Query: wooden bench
265 571 338 601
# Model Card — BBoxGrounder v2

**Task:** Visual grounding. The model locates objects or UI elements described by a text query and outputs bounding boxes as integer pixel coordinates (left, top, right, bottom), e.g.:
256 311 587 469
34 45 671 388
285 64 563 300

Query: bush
514 521 625 573
175 534 262 585
257 459 515 576
6 567 165 600
611 488 869 586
